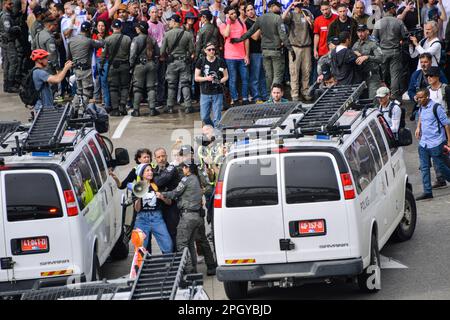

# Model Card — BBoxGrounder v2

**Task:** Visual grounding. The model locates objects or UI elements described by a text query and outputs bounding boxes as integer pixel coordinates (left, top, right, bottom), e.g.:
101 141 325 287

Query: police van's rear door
280 152 352 263
0 176 9 282
0 169 74 281
219 155 287 265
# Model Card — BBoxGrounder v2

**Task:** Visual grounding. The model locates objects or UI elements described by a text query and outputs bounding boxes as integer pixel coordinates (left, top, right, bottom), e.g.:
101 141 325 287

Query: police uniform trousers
380 48 402 100
166 59 192 109
366 73 382 100
132 60 158 111
74 67 94 104
108 62 130 110
1 41 18 87
262 49 285 94
194 218 216 266
289 46 312 100
176 210 204 273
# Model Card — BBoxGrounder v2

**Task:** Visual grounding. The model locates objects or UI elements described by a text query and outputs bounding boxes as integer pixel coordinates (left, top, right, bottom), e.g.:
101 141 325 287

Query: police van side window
226 157 278 208
5 173 63 222
362 127 382 172
82 145 103 188
96 134 112 167
378 115 398 155
369 119 389 164
88 139 107 182
67 154 99 211
345 133 378 194
284 156 340 204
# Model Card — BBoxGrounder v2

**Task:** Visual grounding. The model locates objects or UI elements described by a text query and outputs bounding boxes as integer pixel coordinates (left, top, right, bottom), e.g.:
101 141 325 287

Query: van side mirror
113 148 130 166
396 128 412 147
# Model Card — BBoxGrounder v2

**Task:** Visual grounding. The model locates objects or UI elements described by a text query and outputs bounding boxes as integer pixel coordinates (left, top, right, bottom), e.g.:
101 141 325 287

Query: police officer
35 16 60 75
195 10 219 59
68 21 104 108
373 2 408 100
0 0 21 92
130 21 160 117
101 19 131 117
153 147 181 252
30 6 45 50
160 14 195 114
352 24 383 99
230 0 294 92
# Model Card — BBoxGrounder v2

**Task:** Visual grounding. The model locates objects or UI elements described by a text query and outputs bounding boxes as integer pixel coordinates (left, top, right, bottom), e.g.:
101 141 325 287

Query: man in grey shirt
372 2 407 100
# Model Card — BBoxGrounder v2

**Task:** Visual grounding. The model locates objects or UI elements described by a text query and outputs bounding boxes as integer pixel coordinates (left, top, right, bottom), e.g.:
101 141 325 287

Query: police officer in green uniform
101 19 131 117
352 24 383 99
68 21 104 108
130 21 160 117
195 10 220 59
160 14 195 114
231 0 294 92
30 6 45 50
35 16 60 75
0 0 21 92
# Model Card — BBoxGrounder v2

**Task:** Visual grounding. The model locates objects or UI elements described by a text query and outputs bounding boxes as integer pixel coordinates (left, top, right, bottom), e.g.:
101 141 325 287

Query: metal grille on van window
218 102 300 129
23 104 72 151
0 121 21 146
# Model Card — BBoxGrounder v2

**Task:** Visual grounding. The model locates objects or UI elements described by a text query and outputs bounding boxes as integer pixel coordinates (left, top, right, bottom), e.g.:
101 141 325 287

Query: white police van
213 84 417 299
0 105 130 295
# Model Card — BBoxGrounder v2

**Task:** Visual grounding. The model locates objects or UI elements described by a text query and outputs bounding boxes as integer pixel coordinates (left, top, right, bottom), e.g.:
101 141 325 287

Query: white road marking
112 115 131 139
380 255 408 269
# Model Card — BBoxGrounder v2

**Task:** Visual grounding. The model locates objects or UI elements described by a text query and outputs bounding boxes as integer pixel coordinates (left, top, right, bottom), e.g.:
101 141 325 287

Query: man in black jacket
330 31 358 85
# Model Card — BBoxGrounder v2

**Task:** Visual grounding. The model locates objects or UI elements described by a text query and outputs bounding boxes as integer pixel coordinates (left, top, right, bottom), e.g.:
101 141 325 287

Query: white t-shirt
380 101 402 133
410 37 442 69
429 85 447 112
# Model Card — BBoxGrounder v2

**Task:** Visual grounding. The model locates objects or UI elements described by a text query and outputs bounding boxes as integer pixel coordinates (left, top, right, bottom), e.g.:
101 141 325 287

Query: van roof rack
0 121 21 146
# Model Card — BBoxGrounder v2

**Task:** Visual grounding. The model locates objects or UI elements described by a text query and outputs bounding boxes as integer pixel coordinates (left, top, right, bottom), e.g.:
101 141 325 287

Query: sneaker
416 193 433 201
256 99 264 104
432 180 447 189
131 110 140 117
54 95 64 103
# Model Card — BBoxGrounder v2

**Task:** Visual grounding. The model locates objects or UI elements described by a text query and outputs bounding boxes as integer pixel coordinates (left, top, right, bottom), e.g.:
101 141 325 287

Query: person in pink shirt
148 5 166 47
219 6 250 106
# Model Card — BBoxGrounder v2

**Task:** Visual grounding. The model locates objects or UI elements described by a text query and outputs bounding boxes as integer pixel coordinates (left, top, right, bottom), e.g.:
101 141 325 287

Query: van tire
110 231 130 261
391 189 417 242
357 232 381 293
223 281 248 300
91 253 103 282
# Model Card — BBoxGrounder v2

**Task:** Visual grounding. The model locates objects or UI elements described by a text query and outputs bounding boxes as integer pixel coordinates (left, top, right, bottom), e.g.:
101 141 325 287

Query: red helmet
31 49 49 61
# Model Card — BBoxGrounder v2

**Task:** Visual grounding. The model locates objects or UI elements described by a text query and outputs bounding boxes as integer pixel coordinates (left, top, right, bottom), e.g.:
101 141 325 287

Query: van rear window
284 156 340 204
5 173 63 222
226 158 278 208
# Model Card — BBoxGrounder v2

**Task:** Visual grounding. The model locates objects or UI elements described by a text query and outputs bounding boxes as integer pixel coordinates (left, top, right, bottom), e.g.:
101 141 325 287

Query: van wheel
357 232 381 293
110 232 130 261
391 189 417 242
91 253 103 282
223 281 248 300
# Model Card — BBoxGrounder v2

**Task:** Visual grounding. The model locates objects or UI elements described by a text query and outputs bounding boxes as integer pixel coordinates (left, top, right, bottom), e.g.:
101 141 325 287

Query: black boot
185 107 194 114
110 109 121 117
165 106 174 114
119 104 128 116
149 109 160 116
131 110 140 117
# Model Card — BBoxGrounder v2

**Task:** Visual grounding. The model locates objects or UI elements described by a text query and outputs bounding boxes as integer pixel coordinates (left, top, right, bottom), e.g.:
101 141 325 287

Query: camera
405 27 423 43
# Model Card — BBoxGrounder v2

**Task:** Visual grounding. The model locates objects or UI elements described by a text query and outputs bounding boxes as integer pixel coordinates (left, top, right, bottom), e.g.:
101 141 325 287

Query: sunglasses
425 74 436 77
206 48 216 52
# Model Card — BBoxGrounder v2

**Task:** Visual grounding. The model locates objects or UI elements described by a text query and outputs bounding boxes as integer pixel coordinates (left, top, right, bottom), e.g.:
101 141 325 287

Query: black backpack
85 103 109 134
19 67 41 106
381 100 406 129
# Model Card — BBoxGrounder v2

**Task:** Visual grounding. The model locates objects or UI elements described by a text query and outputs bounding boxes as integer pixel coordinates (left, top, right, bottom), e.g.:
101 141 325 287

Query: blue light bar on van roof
315 135 331 140
31 151 54 158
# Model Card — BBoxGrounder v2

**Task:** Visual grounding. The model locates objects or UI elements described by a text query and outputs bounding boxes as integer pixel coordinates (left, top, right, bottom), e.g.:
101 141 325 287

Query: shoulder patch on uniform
167 165 174 172
3 20 11 29
181 176 188 182
49 43 56 52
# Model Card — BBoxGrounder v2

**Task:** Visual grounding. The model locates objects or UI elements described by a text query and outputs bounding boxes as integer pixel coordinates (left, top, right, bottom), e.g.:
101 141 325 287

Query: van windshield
284 156 340 204
5 173 63 222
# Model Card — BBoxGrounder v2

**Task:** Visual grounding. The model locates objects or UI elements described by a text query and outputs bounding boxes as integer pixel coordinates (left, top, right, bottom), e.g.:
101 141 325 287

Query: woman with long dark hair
93 20 111 110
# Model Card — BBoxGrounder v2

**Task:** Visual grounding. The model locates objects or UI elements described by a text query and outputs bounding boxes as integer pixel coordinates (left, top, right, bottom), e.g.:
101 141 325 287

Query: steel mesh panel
0 121 21 145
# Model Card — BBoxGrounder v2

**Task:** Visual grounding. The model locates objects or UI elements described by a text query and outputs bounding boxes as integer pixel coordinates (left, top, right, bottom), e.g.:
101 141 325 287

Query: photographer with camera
409 21 442 69
195 42 229 127
68 21 105 110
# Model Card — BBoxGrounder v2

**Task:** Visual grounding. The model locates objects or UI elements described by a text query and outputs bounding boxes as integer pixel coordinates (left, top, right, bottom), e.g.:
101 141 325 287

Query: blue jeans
200 93 223 127
418 142 450 194
249 53 268 101
225 59 248 102
134 209 173 253
96 60 111 108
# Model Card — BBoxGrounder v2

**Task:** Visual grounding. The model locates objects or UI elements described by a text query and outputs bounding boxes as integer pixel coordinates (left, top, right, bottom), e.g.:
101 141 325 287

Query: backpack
381 100 406 129
85 103 109 134
19 67 41 106
419 38 446 68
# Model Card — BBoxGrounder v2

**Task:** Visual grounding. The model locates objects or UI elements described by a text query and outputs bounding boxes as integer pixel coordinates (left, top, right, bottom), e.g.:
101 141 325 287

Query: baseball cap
185 12 198 20
328 36 340 45
200 10 213 21
112 19 122 29
383 2 397 12
179 145 194 156
375 87 391 98
425 66 440 77
168 14 181 23
267 0 282 8
135 21 148 33
80 21 92 32
357 24 368 31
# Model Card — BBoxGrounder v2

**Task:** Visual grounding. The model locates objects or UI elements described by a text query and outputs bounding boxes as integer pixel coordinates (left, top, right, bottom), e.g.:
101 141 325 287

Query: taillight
340 173 356 200
272 147 289 153
214 181 223 208
64 190 79 217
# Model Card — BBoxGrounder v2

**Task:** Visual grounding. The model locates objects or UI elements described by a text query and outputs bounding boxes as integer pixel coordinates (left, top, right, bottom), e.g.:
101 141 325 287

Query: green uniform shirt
102 31 131 63
160 27 194 59
195 23 220 58
352 38 383 74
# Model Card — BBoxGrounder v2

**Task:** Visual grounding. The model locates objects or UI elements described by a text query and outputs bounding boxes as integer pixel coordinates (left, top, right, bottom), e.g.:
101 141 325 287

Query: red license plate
299 219 326 236
21 237 48 252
